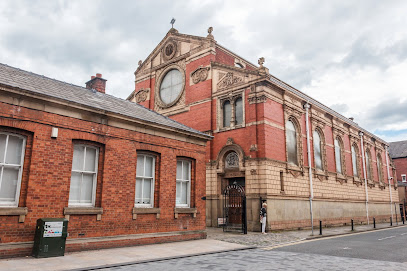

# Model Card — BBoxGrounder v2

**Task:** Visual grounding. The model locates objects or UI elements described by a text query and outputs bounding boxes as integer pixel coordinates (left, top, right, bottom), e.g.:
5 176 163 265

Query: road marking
400 233 407 236
378 236 396 241
343 247 352 250
262 225 407 250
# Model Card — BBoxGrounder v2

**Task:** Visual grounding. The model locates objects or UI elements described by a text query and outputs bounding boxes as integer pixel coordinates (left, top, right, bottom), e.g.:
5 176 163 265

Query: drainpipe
304 102 314 235
385 146 394 222
359 132 369 224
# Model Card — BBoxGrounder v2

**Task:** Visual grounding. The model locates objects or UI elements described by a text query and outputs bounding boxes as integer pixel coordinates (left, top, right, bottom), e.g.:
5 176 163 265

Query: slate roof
389 140 407 159
0 63 210 139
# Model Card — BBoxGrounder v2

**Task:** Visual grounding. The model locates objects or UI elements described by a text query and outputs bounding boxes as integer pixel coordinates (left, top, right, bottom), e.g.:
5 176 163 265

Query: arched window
313 130 323 170
351 144 359 177
365 150 372 180
235 98 243 125
377 154 383 182
223 100 231 128
286 120 298 166
334 138 342 174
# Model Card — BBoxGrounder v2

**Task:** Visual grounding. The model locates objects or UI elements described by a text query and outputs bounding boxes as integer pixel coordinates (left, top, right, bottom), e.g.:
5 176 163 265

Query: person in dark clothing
260 202 267 234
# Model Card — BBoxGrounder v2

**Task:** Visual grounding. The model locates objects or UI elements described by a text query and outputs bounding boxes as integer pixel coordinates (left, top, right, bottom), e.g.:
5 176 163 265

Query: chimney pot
96 73 102 78
91 76 96 79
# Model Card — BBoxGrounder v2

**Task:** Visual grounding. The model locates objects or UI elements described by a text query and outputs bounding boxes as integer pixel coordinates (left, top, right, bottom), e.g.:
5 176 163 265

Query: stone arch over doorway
216 140 245 173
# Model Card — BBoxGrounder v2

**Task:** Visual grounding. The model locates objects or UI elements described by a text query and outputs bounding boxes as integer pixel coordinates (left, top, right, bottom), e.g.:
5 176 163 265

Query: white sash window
0 133 26 207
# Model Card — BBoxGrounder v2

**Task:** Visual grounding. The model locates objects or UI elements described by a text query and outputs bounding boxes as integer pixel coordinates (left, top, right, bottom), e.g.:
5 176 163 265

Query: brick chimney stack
86 73 107 94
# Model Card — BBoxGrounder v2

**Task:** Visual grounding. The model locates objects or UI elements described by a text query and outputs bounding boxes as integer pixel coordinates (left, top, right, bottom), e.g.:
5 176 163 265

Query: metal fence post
351 219 354 231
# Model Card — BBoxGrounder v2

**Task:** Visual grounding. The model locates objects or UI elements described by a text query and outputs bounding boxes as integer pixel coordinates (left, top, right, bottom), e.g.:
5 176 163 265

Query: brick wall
0 100 207 256
393 157 407 182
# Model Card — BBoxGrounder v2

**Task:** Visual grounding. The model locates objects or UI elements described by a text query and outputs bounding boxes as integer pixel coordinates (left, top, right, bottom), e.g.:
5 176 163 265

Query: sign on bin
43 221 63 237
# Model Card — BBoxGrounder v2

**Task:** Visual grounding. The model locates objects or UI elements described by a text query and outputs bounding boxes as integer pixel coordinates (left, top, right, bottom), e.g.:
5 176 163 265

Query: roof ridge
0 62 89 91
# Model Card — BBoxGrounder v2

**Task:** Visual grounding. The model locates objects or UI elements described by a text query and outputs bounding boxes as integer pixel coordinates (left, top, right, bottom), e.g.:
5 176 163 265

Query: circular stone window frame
155 64 186 109
162 40 177 62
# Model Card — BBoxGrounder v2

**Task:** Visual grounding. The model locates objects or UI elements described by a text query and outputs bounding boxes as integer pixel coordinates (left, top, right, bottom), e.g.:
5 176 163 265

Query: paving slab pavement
206 222 406 247
0 239 249 271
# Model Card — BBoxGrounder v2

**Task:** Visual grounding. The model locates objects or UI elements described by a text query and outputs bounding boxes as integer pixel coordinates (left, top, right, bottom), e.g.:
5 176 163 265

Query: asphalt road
272 225 407 263
96 226 407 271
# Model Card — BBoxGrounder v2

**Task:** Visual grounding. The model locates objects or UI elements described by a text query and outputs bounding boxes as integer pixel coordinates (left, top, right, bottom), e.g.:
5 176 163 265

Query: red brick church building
129 27 398 231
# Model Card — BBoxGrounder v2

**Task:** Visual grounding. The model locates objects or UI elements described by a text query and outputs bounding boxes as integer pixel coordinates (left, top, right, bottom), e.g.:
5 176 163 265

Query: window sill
174 207 197 219
0 207 28 223
63 207 103 221
335 174 347 184
217 124 245 133
352 177 363 187
367 179 375 188
132 207 161 220
286 164 303 178
314 170 328 181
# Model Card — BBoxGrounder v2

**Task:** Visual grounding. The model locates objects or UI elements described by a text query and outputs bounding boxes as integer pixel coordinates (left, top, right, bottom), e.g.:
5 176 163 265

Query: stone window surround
350 141 363 185
217 90 246 132
333 135 347 182
376 153 384 183
154 64 186 109
284 114 304 176
312 126 329 180
364 147 375 187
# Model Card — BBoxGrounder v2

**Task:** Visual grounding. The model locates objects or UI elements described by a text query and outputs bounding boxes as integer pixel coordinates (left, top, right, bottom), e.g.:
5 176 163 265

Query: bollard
351 219 354 231
390 217 393 226
373 217 376 228
403 216 405 225
319 220 322 235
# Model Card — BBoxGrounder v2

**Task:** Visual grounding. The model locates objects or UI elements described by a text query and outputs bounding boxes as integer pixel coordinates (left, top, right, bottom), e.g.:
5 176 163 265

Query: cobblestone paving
206 222 402 247
105 249 407 271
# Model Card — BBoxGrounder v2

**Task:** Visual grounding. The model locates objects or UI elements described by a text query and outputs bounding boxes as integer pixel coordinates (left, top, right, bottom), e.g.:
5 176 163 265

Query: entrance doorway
223 177 247 234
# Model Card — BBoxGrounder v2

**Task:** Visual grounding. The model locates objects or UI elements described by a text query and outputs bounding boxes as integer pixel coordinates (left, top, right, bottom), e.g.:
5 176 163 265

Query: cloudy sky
1 0 406 142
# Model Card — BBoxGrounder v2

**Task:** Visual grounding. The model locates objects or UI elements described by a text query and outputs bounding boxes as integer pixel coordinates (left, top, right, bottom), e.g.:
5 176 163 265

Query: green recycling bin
32 218 68 258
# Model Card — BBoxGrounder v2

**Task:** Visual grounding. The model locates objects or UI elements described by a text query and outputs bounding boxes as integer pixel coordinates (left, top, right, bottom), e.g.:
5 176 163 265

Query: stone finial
138 60 142 67
258 57 265 67
207 26 214 39
257 57 269 76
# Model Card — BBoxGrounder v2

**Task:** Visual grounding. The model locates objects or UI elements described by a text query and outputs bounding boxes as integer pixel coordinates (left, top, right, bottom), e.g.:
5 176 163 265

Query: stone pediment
135 29 211 77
